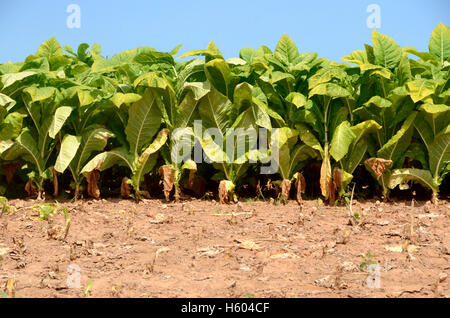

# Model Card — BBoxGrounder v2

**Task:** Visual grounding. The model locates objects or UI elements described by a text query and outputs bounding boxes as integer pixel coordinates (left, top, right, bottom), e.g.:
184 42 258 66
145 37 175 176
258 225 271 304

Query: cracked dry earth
0 198 449 298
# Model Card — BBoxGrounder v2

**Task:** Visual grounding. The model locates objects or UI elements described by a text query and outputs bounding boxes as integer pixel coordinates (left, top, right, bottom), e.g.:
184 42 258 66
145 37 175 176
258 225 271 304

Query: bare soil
0 198 449 298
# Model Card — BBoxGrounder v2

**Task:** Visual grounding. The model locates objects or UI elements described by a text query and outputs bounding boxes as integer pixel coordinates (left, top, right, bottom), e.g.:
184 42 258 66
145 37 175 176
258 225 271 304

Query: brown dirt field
0 198 449 298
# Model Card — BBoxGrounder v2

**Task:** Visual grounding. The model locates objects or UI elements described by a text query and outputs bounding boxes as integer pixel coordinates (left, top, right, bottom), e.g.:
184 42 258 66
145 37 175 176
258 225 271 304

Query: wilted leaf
219 180 234 204
281 179 291 202
25 180 37 198
87 170 100 199
121 177 131 199
51 166 59 197
158 165 174 201
294 172 306 204
365 158 393 180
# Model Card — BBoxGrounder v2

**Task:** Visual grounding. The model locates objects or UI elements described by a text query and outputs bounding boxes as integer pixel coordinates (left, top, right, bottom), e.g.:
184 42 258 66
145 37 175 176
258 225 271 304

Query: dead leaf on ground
270 252 299 259
314 275 334 289
235 240 262 250
0 247 9 256
197 247 224 257
159 165 174 201
149 213 167 224
385 244 419 253
87 170 100 199
365 158 393 180
156 247 170 257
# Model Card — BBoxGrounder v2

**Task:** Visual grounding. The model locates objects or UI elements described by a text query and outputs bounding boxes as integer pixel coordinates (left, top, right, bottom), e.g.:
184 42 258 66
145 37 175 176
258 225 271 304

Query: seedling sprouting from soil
0 196 10 215
359 252 377 272
84 280 93 297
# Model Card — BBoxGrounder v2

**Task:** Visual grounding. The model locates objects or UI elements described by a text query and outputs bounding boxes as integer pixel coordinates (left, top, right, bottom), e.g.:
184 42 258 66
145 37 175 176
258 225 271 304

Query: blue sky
0 0 449 63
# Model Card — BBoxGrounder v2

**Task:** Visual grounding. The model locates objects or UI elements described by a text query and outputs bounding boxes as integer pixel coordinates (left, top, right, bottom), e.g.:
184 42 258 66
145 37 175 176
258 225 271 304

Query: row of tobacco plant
0 24 449 204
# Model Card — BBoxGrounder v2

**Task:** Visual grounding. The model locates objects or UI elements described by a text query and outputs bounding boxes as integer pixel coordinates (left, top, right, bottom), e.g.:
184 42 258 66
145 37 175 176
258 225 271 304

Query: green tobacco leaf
179 41 223 60
134 50 175 66
389 168 439 193
295 123 324 157
4 130 44 175
350 120 382 145
0 112 27 140
330 121 356 162
1 71 36 90
364 96 392 108
0 140 14 156
286 92 307 108
429 23 450 65
133 72 169 89
68 127 114 176
345 138 368 174
309 83 351 99
0 93 16 109
232 82 253 117
132 129 169 189
198 87 231 136
275 34 299 65
181 81 211 101
175 87 205 128
378 112 417 164
110 93 142 108
125 89 162 157
419 103 450 115
24 86 56 103
205 59 232 97
36 37 63 58
342 50 368 65
279 144 316 180
239 46 271 63
308 66 347 89
429 130 450 179
54 134 81 173
81 147 133 174
48 106 72 139
407 79 437 103
372 29 402 69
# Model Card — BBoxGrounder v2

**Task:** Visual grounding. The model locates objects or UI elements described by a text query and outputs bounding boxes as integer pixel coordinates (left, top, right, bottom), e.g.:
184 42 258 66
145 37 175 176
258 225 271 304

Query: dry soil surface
0 198 449 298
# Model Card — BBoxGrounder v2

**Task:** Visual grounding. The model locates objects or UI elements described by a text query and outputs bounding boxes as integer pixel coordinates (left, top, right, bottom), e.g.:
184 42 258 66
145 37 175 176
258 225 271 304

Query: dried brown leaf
25 180 37 198
158 165 174 201
294 172 306 204
281 179 291 202
87 170 100 199
320 152 332 200
218 180 232 204
120 177 131 199
365 158 393 180
51 166 59 197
